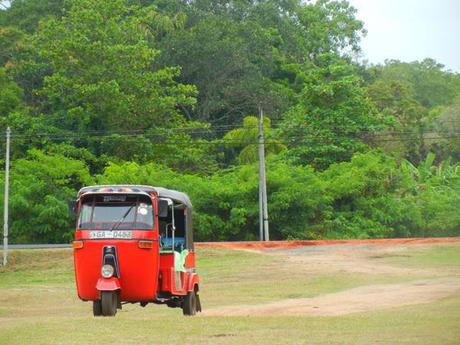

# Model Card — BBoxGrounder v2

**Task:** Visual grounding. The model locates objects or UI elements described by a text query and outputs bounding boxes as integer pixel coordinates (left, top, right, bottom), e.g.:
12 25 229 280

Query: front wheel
182 290 197 316
93 299 102 316
101 291 118 316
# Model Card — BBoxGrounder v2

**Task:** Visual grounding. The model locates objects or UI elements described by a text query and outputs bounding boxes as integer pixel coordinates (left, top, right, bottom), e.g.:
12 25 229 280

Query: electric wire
1 133 459 146
2 122 460 145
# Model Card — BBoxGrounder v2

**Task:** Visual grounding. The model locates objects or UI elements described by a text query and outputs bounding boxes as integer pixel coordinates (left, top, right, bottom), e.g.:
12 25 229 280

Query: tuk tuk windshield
78 194 154 230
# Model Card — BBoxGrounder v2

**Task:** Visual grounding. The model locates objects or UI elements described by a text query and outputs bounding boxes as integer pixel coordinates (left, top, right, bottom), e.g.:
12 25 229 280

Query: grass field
0 243 460 344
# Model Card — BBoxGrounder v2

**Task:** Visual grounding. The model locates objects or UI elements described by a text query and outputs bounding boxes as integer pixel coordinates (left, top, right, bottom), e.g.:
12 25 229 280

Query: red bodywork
73 190 199 306
158 252 199 294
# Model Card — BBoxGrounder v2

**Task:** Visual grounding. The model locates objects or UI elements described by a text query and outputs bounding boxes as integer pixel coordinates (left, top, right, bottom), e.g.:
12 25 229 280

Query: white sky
347 0 460 72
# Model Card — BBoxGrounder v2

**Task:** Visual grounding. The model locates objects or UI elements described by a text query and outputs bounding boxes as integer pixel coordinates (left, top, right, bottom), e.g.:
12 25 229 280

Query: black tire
93 299 102 316
101 291 118 317
182 290 197 316
196 293 202 313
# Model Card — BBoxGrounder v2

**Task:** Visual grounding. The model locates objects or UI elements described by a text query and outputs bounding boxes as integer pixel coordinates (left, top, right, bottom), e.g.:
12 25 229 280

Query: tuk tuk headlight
101 264 114 278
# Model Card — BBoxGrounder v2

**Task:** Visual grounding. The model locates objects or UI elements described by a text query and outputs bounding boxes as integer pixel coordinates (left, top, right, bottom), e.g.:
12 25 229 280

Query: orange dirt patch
196 237 460 249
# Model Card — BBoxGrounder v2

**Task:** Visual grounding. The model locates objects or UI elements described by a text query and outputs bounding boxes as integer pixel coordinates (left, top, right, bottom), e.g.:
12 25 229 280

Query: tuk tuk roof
77 185 192 208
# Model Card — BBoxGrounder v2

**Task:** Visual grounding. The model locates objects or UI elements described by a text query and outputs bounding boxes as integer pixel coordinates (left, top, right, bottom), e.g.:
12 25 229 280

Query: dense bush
96 159 326 241
5 149 93 243
1 149 458 243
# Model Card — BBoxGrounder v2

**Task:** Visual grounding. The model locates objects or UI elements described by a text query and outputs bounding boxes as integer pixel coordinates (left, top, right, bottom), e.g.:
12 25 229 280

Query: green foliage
0 68 23 119
399 154 460 237
319 151 460 239
155 0 365 124
321 152 416 238
31 0 196 132
366 59 460 164
158 12 284 123
0 0 67 33
367 79 428 161
5 149 93 243
95 151 460 241
96 158 326 241
280 55 379 168
1 146 459 243
369 59 460 109
223 116 286 164
0 26 24 66
430 97 460 161
295 0 365 57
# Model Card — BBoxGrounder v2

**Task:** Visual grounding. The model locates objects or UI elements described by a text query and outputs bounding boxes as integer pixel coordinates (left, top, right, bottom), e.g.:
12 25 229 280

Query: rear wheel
182 290 197 316
196 292 202 313
101 291 118 316
93 300 102 316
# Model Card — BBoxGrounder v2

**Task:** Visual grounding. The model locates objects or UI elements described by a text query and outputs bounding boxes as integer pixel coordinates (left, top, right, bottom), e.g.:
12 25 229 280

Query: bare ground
203 243 460 317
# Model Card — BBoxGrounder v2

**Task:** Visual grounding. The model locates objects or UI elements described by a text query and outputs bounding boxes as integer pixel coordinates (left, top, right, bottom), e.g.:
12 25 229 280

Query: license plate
89 231 132 239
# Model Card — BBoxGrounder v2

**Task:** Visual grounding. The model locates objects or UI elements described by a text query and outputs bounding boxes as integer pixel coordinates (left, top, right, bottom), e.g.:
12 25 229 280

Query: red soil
196 237 460 249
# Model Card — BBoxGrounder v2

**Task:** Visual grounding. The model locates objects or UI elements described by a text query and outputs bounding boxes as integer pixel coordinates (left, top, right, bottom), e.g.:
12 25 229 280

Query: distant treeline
0 0 459 243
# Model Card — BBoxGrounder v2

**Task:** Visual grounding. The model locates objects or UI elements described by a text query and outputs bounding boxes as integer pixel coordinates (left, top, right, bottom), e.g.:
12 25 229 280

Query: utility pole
3 127 10 267
258 163 263 241
258 107 269 241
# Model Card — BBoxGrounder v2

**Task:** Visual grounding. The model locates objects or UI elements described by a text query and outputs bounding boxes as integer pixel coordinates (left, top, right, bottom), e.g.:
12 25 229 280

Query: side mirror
158 199 169 218
68 200 77 217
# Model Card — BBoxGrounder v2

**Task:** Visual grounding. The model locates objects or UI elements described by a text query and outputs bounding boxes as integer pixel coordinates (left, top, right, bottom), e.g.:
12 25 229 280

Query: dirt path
264 244 441 276
203 278 460 316
202 243 460 317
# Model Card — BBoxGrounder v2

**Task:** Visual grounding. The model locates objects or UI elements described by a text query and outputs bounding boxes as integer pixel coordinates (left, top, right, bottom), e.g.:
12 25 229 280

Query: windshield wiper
110 205 135 231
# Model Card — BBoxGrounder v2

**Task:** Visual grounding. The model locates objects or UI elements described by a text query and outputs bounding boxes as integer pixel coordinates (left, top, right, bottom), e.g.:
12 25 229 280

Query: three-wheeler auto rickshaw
72 185 201 317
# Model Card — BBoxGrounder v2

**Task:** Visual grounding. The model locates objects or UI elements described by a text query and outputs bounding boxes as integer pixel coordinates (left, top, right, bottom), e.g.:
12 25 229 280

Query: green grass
0 244 459 344
1 296 459 345
373 244 460 270
0 249 74 288
198 247 423 307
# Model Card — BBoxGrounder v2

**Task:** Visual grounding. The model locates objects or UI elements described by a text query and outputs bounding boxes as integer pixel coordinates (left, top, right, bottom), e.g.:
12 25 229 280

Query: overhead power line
0 134 459 146
6 121 460 139
1 125 460 145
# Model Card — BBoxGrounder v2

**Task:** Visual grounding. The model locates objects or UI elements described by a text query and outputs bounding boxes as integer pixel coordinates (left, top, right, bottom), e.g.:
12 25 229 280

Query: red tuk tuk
72 185 201 317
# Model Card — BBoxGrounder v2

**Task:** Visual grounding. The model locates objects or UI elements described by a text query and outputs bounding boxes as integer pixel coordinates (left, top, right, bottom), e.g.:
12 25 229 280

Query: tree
367 79 428 162
368 59 460 109
280 55 380 168
321 151 422 239
0 68 23 120
96 158 327 241
430 97 460 162
223 115 286 163
154 0 365 125
7 149 93 243
0 26 24 66
365 59 460 163
0 0 67 33
95 124 219 174
399 153 460 237
12 0 196 134
158 14 285 124
294 0 365 59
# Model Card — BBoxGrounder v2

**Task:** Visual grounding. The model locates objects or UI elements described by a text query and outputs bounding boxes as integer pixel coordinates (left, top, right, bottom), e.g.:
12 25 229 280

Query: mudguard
96 277 121 291
187 273 200 292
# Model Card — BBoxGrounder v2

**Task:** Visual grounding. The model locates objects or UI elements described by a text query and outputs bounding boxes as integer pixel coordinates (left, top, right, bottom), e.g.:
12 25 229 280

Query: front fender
96 277 121 291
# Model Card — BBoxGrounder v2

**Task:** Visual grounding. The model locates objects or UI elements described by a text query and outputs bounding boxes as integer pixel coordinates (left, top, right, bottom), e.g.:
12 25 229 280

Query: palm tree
223 116 286 164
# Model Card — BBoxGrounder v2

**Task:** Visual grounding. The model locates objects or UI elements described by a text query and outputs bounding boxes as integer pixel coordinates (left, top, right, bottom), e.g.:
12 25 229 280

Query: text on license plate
89 231 132 239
